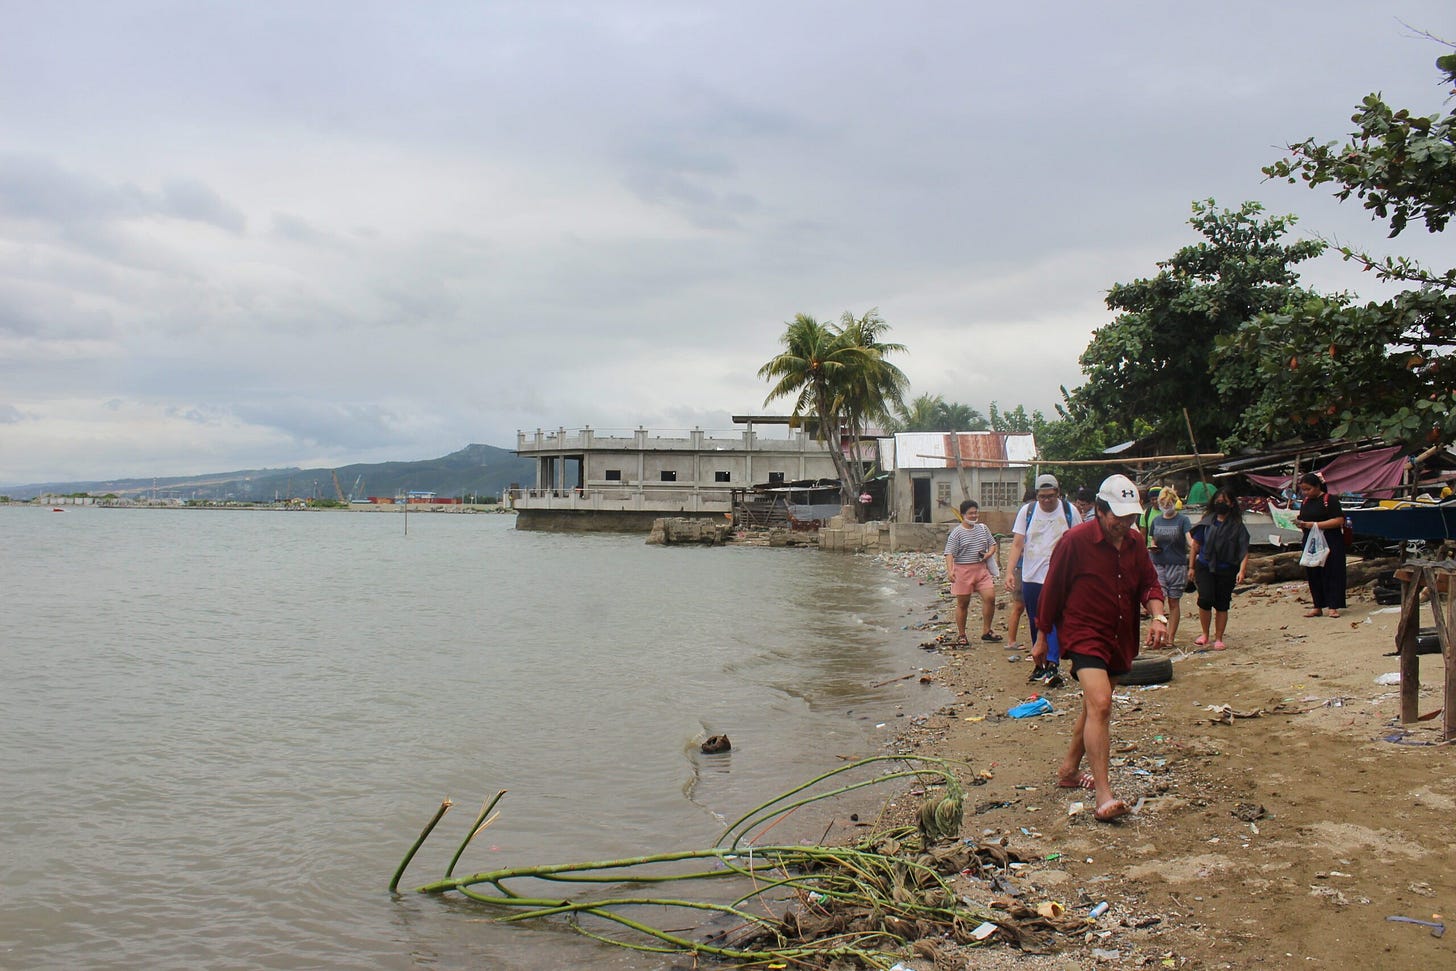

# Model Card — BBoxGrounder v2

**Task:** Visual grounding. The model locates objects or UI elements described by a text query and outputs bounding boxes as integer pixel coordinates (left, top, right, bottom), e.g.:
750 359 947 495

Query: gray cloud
0 1 1450 483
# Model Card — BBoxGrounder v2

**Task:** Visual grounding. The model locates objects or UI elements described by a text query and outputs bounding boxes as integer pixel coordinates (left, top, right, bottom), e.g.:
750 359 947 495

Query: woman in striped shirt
944 499 1000 646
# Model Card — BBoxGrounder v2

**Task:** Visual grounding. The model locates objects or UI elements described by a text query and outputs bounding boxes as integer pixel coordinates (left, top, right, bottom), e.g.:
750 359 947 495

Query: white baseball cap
1034 473 1060 491
1098 474 1143 516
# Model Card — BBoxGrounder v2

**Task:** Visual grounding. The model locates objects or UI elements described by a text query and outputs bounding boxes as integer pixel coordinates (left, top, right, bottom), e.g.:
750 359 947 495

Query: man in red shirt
1032 474 1168 822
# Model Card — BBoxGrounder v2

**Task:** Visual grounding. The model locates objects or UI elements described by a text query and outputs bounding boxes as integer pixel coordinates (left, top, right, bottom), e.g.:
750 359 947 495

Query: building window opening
768 471 786 484
605 469 622 481
714 471 731 483
660 470 678 482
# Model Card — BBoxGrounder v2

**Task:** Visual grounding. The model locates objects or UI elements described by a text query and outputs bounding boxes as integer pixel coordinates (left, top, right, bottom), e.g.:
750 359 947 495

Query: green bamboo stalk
418 845 807 894
389 798 452 893
719 756 966 850
445 789 506 878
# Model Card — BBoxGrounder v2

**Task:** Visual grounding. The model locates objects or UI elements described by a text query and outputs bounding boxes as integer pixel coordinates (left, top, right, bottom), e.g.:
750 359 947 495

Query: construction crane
332 470 347 503
349 475 364 502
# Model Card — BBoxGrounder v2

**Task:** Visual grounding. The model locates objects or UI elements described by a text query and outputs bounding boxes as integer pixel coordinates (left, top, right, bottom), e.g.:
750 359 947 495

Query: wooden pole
950 433 971 510
1396 567 1422 723
914 452 1225 467
1182 408 1207 489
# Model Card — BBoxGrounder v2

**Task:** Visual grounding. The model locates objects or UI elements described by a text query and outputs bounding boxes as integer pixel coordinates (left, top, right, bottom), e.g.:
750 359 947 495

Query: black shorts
1067 650 1128 681
1195 565 1236 612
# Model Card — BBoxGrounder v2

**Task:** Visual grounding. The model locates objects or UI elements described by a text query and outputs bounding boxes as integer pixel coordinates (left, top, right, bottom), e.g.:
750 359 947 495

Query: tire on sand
1118 656 1173 686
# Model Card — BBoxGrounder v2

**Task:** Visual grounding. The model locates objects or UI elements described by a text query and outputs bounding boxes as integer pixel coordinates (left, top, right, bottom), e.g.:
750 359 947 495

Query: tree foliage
1225 51 1456 447
890 393 988 432
988 401 1040 433
758 309 908 503
1062 200 1326 452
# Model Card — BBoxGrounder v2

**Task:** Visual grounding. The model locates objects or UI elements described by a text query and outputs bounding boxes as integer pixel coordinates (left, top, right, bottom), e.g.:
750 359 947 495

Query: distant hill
1 444 535 502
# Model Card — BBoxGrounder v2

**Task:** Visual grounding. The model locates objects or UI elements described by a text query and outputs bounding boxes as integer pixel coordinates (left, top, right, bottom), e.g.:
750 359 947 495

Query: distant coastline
2 499 514 514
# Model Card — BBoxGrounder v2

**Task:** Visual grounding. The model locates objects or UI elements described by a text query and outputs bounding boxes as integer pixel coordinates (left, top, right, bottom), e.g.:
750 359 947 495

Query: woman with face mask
1295 471 1347 618
1186 488 1250 650
1146 486 1193 646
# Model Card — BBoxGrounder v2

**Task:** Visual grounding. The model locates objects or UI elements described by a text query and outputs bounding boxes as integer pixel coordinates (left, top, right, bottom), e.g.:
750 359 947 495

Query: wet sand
863 552 1455 968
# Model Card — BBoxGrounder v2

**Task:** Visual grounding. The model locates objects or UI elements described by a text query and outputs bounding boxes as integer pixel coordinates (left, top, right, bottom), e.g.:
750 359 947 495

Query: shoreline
860 551 1456 968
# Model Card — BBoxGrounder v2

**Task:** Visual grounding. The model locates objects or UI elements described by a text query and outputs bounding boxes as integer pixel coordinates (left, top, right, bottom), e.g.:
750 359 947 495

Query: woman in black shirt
1296 472 1347 618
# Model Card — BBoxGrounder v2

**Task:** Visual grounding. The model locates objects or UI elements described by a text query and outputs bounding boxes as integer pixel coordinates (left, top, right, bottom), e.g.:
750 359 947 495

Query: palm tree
941 402 988 431
835 309 909 493
758 310 908 506
893 393 949 432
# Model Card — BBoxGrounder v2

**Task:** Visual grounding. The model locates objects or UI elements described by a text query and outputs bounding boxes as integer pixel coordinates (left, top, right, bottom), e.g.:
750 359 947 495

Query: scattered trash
1386 914 1445 937
1068 801 1086 817
1091 948 1122 961
1375 672 1402 685
1206 703 1268 724
970 920 999 941
1088 901 1109 919
1232 803 1269 822
1035 900 1065 919
1008 697 1054 718
1382 730 1437 746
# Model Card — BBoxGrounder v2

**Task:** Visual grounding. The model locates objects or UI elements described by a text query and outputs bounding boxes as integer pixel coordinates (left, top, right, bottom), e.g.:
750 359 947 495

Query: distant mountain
1 444 535 502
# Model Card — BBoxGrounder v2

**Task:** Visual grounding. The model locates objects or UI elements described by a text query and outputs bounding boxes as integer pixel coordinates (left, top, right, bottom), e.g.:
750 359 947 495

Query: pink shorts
951 561 994 597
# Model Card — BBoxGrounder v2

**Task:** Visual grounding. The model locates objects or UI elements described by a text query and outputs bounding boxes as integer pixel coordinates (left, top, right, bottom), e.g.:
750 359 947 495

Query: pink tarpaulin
1245 446 1408 497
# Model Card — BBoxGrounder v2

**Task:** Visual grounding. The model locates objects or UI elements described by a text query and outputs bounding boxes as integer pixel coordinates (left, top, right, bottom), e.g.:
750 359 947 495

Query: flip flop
981 632 1003 642
1193 635 1208 647
1057 771 1095 790
1212 640 1226 651
1303 610 1323 618
1094 799 1131 823
952 636 970 647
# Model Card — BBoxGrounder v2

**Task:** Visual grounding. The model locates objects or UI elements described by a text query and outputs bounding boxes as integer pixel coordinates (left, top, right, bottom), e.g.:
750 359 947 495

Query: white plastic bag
1300 525 1330 567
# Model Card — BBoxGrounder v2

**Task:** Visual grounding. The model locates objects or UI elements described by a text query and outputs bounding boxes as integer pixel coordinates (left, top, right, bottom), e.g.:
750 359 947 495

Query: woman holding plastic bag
1296 471 1347 618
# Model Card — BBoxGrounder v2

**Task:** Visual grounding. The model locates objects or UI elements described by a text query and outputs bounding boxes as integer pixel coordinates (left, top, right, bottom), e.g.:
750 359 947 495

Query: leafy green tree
988 402 1040 433
1064 200 1326 450
759 310 908 505
1226 51 1456 446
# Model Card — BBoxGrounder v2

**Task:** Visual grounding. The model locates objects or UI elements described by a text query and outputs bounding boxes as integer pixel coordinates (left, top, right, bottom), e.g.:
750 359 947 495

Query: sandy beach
867 552 1455 969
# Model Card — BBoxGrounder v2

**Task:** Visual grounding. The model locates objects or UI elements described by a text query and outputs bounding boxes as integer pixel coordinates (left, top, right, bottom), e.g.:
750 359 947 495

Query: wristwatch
1151 615 1168 624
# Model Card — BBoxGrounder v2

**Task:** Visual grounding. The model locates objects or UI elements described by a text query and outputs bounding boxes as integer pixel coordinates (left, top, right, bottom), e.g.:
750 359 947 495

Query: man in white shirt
1003 473 1078 686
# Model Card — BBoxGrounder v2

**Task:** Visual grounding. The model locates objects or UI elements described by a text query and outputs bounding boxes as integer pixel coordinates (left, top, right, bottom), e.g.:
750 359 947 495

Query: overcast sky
2 1 1452 484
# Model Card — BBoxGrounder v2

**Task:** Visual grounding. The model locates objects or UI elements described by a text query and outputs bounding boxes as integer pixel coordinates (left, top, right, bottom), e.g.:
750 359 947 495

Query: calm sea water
0 507 942 970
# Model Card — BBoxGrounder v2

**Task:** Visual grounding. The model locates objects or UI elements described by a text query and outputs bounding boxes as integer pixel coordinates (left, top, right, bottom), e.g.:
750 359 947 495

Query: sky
2 1 1453 485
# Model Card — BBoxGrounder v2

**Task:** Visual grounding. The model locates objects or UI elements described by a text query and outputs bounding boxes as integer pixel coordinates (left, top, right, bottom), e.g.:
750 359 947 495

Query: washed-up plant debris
390 755 1080 968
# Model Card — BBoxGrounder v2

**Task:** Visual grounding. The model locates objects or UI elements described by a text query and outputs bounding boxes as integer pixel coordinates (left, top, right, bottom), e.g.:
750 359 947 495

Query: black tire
1119 656 1174 686
1417 628 1443 656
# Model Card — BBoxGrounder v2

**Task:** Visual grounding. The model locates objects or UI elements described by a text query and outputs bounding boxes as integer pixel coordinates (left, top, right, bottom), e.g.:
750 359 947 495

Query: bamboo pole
1183 408 1207 489
915 452 1225 467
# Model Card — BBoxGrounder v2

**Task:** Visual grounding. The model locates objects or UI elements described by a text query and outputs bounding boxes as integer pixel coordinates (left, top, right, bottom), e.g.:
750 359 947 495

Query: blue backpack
1018 499 1076 530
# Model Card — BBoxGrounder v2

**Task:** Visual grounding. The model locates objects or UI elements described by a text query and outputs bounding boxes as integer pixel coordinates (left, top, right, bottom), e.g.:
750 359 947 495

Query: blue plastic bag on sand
1008 697 1053 718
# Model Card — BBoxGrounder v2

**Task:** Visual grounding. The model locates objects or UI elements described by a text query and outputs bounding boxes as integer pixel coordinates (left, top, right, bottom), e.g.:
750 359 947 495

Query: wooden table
1393 562 1456 741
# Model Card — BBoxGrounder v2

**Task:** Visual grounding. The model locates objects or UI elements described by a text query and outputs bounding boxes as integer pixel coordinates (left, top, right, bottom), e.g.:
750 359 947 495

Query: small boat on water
51 507 64 512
